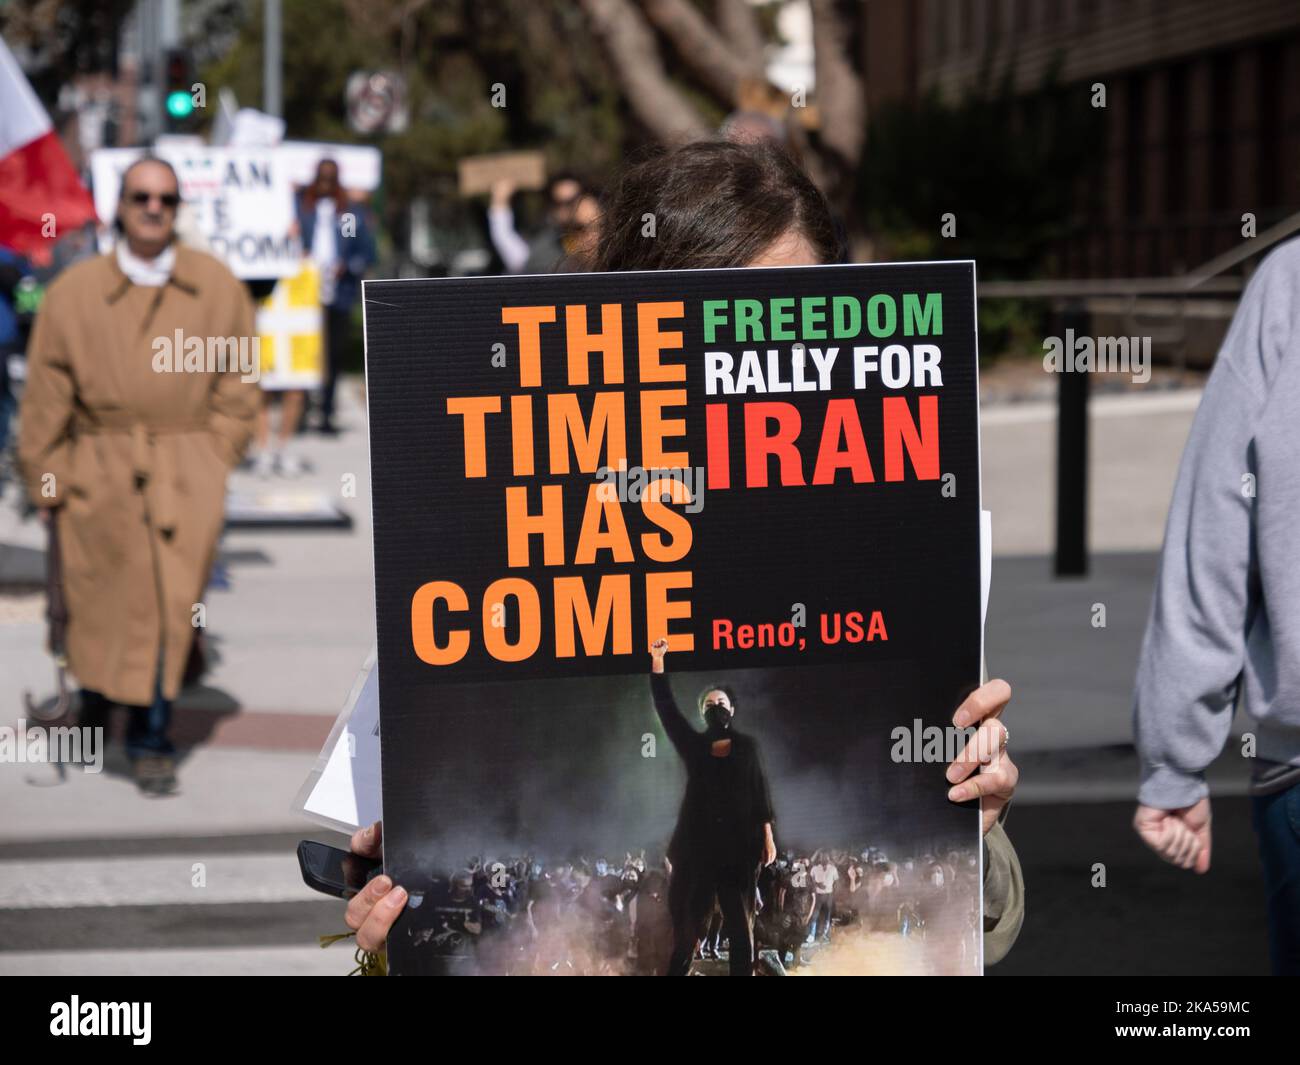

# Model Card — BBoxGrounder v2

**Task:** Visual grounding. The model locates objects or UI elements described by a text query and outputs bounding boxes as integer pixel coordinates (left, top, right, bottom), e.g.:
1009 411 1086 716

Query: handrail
980 277 1242 297
1185 210 1300 287
978 208 1300 299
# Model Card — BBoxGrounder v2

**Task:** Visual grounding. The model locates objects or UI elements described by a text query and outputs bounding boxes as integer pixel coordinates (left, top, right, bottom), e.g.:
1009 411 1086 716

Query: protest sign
457 150 546 197
363 261 983 975
256 263 324 390
276 141 383 192
90 145 300 278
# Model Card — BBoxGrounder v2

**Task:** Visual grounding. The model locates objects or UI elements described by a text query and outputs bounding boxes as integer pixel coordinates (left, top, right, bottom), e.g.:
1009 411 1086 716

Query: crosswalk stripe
0 852 319 909
0 944 348 976
0 898 343 953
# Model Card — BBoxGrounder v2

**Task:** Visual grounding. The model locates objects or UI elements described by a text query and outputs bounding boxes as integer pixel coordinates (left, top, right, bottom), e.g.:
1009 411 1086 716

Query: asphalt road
991 796 1271 976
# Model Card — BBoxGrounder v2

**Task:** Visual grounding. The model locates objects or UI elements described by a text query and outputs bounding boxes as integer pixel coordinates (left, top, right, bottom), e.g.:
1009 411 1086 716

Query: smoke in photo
384 660 980 975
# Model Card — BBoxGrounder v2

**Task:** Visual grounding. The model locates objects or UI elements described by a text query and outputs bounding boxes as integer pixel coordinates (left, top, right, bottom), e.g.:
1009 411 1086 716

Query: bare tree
578 0 866 212
640 0 765 103
716 0 767 70
578 0 711 142
808 0 865 202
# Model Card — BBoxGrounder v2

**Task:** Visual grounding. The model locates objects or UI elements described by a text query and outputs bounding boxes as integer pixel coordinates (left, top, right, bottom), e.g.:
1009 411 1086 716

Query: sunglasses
127 190 181 208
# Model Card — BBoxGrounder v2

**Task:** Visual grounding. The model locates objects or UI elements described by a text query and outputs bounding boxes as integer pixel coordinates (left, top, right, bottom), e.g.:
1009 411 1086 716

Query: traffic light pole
264 0 282 119
135 0 181 143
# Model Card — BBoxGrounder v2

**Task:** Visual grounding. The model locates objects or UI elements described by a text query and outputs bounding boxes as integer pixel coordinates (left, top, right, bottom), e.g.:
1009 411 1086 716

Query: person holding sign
487 172 600 275
339 138 1022 971
296 159 375 435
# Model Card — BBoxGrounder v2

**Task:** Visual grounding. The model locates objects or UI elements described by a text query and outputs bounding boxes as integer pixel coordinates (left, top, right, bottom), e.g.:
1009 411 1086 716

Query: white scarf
116 242 176 287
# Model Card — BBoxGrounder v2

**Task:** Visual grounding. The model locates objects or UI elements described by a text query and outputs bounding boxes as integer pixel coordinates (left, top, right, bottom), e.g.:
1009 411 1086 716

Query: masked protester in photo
650 650 769 972
340 140 1023 971
18 156 259 795
296 158 376 435
649 638 776 976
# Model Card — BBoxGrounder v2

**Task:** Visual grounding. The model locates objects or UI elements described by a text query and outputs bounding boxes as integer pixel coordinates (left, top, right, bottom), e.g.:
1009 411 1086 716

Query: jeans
1251 781 1300 975
78 675 174 761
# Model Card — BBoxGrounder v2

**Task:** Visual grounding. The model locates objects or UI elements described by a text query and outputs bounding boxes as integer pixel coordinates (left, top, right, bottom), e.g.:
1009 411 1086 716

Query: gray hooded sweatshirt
1135 238 1300 808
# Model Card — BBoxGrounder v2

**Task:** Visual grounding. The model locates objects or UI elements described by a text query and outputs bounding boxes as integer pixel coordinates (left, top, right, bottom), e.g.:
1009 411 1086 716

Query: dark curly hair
590 139 843 272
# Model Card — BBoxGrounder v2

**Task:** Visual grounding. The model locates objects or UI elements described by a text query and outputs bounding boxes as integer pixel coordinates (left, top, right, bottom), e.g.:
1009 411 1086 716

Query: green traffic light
166 90 194 119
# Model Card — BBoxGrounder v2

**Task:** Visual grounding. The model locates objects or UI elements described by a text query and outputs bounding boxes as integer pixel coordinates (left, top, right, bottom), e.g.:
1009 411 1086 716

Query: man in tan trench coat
19 156 259 795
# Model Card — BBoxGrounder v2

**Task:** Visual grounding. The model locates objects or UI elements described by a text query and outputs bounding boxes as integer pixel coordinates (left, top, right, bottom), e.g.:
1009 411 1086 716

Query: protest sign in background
90 145 301 278
276 141 383 192
457 150 546 197
256 264 324 390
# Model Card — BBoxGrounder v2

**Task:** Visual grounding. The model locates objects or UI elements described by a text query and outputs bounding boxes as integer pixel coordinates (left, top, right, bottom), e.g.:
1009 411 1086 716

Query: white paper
292 650 382 833
980 509 992 627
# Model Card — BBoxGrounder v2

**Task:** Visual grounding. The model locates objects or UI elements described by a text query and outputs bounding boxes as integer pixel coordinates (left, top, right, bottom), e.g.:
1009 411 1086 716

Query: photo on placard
363 261 983 975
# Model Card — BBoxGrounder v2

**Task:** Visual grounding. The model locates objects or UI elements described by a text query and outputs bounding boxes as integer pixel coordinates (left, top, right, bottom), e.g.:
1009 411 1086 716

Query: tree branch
578 0 712 142
715 0 767 70
639 0 764 105
809 0 865 170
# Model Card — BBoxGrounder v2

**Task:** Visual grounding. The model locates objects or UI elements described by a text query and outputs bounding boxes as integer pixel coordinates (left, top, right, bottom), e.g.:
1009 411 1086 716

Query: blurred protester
487 173 599 274
336 140 1023 971
45 220 99 275
1133 238 1300 975
296 158 375 435
719 109 789 147
18 156 259 795
486 178 530 274
3 227 95 492
252 388 307 478
525 172 583 273
564 190 601 269
236 276 306 477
